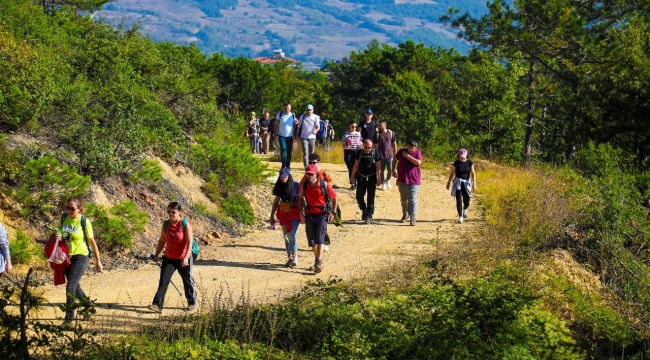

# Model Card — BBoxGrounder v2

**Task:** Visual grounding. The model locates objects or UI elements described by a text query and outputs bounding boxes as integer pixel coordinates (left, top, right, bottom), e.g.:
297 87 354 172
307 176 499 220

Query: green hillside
1 0 650 358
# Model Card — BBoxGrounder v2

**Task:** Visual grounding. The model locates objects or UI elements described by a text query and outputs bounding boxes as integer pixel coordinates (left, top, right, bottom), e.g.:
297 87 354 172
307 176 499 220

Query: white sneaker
381 182 387 191
323 245 329 252
463 209 468 218
387 181 392 189
458 216 464 224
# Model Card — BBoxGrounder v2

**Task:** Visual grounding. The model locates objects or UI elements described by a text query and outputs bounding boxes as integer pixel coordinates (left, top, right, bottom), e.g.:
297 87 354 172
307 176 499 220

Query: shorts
305 212 328 247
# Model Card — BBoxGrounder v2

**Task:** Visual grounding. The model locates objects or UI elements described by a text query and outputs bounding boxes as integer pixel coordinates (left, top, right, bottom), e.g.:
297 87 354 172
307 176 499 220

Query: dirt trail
32 161 480 332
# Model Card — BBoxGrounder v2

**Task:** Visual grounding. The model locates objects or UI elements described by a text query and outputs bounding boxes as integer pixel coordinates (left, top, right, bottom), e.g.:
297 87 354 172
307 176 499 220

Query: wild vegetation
0 0 649 358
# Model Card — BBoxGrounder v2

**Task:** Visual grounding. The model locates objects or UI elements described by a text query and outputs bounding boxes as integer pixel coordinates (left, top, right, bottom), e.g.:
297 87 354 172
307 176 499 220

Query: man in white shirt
274 103 299 169
295 104 320 169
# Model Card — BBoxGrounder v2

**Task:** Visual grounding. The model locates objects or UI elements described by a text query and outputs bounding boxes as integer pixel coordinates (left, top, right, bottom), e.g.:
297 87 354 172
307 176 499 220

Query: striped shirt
341 131 362 151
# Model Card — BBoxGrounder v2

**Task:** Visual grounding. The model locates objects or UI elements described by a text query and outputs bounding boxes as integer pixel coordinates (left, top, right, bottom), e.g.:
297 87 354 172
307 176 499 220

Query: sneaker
463 208 469 218
61 318 74 329
365 216 372 224
314 258 324 273
284 257 293 267
323 245 329 252
290 253 298 268
458 216 464 224
387 181 392 189
187 304 197 312
148 303 162 314
400 213 409 223
410 218 416 226
381 182 387 191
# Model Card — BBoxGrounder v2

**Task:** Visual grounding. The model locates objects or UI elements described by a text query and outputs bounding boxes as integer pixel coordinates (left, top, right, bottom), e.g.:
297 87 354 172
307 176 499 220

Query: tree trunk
522 60 535 164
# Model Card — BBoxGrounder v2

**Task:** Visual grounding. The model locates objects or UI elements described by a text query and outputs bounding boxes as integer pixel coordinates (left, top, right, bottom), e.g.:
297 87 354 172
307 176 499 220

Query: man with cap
351 139 382 224
270 167 301 267
299 165 338 273
360 109 378 145
295 104 320 169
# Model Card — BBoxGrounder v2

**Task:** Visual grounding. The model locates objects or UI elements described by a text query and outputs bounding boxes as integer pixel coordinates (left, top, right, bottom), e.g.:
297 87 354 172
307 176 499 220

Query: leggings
152 256 197 308
64 255 89 320
344 150 357 184
455 182 471 216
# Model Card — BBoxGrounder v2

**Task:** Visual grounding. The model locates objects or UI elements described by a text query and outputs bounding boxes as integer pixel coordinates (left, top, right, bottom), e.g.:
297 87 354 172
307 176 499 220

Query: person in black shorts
445 149 476 224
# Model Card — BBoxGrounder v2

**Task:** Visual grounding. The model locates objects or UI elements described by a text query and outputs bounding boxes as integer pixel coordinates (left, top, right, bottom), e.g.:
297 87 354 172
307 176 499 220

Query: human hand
182 257 189 267
392 170 398 178
328 212 334 222
472 184 476 191
446 183 450 190
5 260 12 274
376 179 381 187
152 254 159 263
95 262 103 273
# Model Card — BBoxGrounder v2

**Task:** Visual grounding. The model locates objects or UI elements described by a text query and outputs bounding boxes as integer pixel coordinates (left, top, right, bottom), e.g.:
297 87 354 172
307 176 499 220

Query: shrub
8 229 43 265
0 135 26 183
84 201 148 249
222 194 255 226
130 159 163 184
14 155 91 218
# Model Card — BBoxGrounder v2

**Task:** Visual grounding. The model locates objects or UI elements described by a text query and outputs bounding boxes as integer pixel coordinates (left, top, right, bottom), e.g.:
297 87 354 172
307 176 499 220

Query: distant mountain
98 0 488 68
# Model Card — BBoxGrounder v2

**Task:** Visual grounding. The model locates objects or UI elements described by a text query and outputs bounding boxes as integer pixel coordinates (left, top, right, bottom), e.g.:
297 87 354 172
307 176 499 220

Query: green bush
8 229 43 265
0 135 26 183
222 194 255 226
130 159 163 183
14 155 91 218
84 201 148 249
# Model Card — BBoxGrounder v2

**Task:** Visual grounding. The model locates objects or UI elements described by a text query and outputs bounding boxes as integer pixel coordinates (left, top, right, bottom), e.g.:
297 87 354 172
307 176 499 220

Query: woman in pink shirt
392 139 422 226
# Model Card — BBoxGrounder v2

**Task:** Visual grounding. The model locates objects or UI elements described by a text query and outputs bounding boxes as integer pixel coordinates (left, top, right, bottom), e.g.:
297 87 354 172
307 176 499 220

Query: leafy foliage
7 230 43 265
130 159 163 184
84 201 148 249
222 194 255 226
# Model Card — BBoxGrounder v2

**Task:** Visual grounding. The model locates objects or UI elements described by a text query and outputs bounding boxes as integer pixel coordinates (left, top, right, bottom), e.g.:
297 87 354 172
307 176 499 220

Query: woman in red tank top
148 202 198 313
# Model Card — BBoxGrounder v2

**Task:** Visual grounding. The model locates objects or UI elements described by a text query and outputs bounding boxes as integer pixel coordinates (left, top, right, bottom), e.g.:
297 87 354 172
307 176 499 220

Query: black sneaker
361 210 367 221
148 303 162 314
400 214 409 223
365 216 372 224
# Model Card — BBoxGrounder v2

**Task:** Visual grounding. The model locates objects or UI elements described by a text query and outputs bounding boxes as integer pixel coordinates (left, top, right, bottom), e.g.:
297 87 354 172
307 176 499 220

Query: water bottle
270 219 276 230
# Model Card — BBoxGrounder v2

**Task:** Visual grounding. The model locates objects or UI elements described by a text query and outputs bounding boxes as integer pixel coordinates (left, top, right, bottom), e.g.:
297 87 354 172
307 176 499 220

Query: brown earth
29 159 481 333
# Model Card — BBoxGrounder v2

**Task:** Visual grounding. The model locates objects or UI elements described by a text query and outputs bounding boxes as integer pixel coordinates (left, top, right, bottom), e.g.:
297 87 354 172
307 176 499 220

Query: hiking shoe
361 210 366 221
314 258 324 273
61 318 74 329
365 216 372 224
381 182 387 191
400 213 409 223
387 181 392 189
148 304 162 314
458 216 464 224
187 304 197 312
463 208 469 218
290 253 298 268
284 257 293 267
410 218 416 226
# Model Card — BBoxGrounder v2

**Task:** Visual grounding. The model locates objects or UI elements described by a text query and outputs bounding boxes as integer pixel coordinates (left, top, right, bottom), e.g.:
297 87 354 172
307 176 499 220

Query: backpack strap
319 180 330 210
61 213 91 256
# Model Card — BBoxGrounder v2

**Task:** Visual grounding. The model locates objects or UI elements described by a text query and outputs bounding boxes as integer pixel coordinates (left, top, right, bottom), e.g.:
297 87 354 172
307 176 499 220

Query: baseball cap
305 165 319 174
250 111 256 116
305 104 314 110
458 149 468 158
279 168 291 178
365 109 373 114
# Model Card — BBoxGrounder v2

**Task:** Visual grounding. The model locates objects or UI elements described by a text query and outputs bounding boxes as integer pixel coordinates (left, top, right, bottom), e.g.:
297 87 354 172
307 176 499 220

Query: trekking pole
148 254 182 297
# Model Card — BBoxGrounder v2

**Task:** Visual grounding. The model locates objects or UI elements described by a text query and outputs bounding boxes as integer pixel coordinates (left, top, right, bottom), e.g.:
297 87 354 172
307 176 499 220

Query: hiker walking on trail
376 120 397 191
0 223 12 275
360 109 378 143
299 153 333 186
325 120 335 150
296 104 320 169
446 149 476 224
58 197 103 326
149 202 198 313
316 117 327 146
259 111 272 155
299 165 338 273
246 112 261 154
342 121 363 189
351 139 382 224
392 140 422 226
270 168 301 268
275 103 299 169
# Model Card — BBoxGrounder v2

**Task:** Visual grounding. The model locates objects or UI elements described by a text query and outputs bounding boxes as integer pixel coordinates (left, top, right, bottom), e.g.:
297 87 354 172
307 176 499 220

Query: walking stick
148 254 182 297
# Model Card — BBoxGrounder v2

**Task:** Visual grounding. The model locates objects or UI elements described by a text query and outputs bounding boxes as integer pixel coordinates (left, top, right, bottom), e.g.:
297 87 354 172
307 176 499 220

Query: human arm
312 117 320 135
392 156 398 179
0 225 11 274
152 227 166 262
87 237 103 273
182 222 193 267
329 196 338 222
270 195 280 222
403 151 422 166
470 164 477 191
294 115 303 141
350 159 359 184
446 165 456 190
375 159 382 186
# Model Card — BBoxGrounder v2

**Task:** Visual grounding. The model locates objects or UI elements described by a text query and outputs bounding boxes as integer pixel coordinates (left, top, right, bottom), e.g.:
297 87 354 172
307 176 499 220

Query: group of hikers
245 106 336 155
0 104 476 325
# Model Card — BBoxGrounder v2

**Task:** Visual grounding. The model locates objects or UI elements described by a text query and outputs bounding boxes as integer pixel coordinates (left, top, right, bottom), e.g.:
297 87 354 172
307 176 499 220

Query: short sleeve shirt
298 114 320 139
61 216 94 256
164 220 188 259
395 148 422 185
355 148 382 176
453 159 473 180
360 120 377 143
259 118 271 133
376 129 396 159
277 112 296 137
301 181 337 215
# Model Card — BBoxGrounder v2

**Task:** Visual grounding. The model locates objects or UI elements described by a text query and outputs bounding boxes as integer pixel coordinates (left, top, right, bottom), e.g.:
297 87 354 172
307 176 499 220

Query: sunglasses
66 206 77 211
308 161 319 164
363 146 372 150
350 125 357 128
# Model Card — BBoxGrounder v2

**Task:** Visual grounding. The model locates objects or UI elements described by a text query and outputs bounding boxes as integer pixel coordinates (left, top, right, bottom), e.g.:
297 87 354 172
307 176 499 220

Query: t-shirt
277 112 296 137
355 148 381 176
300 180 337 215
360 120 377 143
395 148 422 185
259 118 271 134
453 159 474 180
298 114 320 139
317 120 327 138
61 216 94 256
164 220 188 259
376 129 396 159
342 132 362 151
247 119 259 136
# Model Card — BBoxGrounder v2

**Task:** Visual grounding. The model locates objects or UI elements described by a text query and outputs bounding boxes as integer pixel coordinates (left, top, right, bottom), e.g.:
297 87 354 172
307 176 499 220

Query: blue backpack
163 218 199 260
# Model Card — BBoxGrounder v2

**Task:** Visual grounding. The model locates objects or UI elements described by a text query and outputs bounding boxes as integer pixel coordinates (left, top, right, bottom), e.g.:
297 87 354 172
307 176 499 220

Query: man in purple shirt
392 139 422 226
